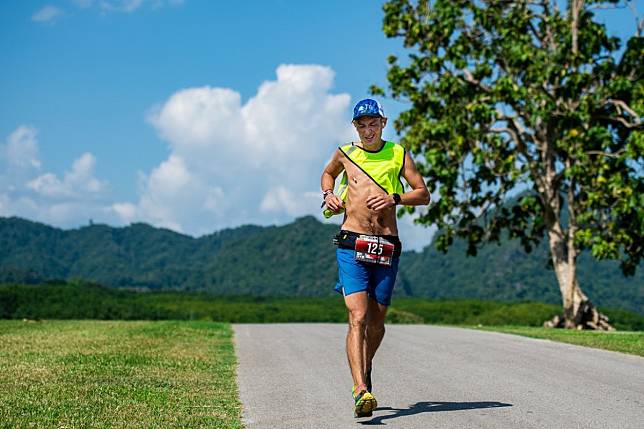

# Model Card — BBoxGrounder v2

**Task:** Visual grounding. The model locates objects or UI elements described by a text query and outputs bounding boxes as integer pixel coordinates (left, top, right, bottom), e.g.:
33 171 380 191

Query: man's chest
340 156 398 190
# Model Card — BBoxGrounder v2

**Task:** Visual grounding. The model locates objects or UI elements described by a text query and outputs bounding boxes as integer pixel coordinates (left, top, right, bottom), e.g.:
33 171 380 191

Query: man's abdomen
342 203 398 236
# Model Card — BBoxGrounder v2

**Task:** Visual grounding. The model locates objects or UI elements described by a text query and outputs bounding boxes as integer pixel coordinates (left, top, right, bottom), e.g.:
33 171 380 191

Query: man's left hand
366 194 395 211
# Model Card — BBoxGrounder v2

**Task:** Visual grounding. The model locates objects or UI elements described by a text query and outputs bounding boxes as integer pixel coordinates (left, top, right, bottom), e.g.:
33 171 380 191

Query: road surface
234 324 644 428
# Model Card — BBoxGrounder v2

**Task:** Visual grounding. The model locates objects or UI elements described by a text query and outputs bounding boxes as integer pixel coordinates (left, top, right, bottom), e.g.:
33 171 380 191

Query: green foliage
2 282 642 330
398 228 644 314
198 216 338 296
1 215 641 314
377 1 643 274
0 216 336 295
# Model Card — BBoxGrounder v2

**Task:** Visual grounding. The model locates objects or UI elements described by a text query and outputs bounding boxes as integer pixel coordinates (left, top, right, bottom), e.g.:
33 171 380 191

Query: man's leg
364 297 387 390
363 257 398 391
344 291 369 388
344 291 378 417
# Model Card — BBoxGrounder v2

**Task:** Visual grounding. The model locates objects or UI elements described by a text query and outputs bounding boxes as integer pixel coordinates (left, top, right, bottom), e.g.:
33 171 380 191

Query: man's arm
399 151 430 205
321 150 345 213
366 151 430 210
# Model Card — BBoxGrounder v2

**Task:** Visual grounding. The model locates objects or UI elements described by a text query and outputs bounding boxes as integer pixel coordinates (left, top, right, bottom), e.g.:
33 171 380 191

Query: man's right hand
324 194 344 213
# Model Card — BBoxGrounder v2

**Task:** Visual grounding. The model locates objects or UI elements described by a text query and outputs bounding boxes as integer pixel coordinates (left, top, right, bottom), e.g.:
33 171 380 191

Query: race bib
354 235 395 266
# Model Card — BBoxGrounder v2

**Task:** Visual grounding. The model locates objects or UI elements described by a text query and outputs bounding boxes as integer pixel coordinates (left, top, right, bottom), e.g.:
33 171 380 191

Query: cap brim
352 113 383 120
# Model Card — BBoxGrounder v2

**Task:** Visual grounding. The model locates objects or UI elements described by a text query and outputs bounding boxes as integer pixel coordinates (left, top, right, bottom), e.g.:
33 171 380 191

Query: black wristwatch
392 193 401 205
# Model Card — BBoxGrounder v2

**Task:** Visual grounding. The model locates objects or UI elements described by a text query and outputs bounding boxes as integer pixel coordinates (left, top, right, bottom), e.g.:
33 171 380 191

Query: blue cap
352 99 385 121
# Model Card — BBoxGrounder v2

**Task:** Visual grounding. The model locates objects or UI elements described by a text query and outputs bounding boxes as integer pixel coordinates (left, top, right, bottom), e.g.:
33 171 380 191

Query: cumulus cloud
0 126 111 227
32 5 64 23
260 187 320 218
26 153 107 198
117 64 353 235
2 126 41 170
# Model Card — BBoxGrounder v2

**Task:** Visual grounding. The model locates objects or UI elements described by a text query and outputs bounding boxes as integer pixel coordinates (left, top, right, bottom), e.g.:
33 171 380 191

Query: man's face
353 116 387 145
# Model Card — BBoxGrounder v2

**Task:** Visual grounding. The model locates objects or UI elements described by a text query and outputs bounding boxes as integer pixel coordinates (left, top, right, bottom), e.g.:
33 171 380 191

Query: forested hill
1 216 641 314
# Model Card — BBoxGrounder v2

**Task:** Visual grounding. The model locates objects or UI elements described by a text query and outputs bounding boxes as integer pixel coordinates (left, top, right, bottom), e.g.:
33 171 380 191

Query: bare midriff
339 153 398 236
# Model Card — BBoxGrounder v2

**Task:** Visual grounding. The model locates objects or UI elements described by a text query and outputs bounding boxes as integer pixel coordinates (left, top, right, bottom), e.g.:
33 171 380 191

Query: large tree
374 0 643 329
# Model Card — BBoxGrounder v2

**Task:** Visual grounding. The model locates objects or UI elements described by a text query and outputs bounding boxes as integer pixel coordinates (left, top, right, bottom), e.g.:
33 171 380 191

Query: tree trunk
544 226 614 330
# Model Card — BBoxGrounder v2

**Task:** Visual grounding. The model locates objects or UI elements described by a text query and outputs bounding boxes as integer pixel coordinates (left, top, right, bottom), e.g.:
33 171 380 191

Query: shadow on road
359 401 513 425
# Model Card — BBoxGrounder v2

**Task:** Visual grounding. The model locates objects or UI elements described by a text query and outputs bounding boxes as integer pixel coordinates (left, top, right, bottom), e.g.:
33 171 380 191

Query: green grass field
482 326 644 357
0 320 242 429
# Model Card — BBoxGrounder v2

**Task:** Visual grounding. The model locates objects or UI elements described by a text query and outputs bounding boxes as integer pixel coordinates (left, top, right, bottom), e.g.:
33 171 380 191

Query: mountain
0 215 641 314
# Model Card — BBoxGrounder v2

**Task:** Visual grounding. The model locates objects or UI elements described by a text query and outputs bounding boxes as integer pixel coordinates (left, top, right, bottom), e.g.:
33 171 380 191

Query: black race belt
334 230 402 259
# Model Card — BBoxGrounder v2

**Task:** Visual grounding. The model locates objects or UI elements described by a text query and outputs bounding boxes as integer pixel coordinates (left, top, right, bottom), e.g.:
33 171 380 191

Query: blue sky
0 0 640 250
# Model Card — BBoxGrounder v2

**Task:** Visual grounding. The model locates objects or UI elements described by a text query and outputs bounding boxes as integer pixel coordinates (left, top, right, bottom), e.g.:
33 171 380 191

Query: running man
320 99 430 418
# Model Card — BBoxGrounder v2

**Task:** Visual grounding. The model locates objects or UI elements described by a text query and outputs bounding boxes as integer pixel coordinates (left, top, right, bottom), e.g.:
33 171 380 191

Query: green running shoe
352 384 377 418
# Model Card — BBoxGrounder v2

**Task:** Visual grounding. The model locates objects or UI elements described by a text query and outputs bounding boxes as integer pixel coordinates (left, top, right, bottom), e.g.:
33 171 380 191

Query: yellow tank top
323 141 405 218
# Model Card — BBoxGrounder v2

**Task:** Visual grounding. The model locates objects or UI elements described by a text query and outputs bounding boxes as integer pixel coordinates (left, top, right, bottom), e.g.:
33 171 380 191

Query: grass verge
0 320 242 429
480 326 644 357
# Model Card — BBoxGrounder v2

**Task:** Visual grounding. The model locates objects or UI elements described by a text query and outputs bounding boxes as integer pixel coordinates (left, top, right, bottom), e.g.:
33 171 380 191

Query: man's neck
359 138 385 151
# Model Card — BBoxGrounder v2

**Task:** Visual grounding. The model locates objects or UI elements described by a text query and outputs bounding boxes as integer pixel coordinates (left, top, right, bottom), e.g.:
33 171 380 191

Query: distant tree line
1 281 642 330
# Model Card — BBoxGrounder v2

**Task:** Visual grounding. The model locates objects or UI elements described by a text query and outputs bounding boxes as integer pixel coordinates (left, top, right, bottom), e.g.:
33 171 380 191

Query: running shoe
352 384 377 418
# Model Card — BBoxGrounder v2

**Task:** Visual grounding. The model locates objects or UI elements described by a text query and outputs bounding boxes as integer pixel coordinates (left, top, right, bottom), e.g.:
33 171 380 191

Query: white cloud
118 64 353 234
260 187 320 218
0 126 112 227
3 126 41 169
26 173 72 198
32 5 64 23
67 153 106 192
26 152 107 198
111 202 137 222
149 87 243 155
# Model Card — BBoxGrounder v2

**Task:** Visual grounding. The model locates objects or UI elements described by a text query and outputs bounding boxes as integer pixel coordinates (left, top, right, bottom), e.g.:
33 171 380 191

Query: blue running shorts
334 248 400 306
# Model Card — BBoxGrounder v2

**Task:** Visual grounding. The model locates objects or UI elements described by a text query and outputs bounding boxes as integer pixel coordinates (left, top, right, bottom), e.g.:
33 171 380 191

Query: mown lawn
481 326 644 357
0 320 242 429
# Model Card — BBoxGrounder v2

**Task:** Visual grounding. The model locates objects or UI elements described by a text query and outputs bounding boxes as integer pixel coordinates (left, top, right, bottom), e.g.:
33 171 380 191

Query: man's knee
348 309 367 330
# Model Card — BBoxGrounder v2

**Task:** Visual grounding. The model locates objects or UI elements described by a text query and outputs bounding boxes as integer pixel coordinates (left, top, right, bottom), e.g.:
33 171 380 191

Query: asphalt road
234 324 644 429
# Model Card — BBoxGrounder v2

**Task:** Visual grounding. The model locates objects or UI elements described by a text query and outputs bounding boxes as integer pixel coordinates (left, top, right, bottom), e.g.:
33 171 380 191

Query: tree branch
490 117 546 194
626 0 644 36
533 1 557 53
597 115 643 129
527 18 543 48
586 150 626 158
571 0 584 56
566 158 579 273
461 69 491 93
605 99 642 122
